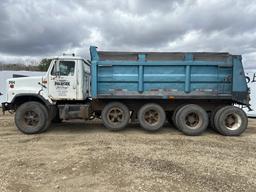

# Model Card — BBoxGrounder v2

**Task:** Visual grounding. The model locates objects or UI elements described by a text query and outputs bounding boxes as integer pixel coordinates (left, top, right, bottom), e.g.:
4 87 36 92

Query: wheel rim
24 111 40 127
144 109 160 125
107 107 124 124
185 112 201 129
224 113 242 130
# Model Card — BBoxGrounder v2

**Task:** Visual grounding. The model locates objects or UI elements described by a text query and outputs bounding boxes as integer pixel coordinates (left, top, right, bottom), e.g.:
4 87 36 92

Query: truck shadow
47 120 220 136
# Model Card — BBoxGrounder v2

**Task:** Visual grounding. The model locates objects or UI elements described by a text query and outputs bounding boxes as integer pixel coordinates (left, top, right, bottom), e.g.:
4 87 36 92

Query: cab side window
59 61 75 76
51 61 75 76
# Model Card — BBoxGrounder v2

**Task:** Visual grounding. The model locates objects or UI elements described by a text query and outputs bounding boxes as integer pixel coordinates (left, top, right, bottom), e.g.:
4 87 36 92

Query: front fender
3 93 53 112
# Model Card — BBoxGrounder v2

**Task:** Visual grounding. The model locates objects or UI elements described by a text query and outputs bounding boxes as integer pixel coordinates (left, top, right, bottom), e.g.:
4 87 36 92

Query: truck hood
6 76 45 102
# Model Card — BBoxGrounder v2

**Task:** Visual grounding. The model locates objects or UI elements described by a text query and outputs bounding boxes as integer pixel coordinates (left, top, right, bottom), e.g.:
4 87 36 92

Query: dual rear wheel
172 104 247 136
213 106 247 136
174 104 208 136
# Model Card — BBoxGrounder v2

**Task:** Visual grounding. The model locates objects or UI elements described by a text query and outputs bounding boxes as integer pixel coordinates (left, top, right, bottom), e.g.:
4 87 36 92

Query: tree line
0 59 52 72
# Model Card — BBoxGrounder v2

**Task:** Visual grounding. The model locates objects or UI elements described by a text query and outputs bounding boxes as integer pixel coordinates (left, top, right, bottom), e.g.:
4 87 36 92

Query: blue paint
97 60 227 66
91 60 98 97
138 54 145 93
90 47 249 104
184 53 193 93
90 46 100 97
232 56 247 92
90 46 99 61
185 53 193 61
185 65 191 93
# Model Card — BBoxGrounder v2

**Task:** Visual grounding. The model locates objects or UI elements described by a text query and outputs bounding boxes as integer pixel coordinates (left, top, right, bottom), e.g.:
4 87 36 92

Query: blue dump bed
90 46 249 105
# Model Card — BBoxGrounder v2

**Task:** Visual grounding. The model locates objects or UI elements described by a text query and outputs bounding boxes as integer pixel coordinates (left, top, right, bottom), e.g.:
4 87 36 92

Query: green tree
38 58 52 71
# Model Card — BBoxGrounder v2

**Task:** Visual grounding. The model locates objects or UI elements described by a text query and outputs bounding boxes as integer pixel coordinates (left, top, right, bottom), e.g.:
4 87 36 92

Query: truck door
48 60 77 100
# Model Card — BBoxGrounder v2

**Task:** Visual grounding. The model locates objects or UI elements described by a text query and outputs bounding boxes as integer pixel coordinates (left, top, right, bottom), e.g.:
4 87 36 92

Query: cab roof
50 55 91 64
52 55 84 60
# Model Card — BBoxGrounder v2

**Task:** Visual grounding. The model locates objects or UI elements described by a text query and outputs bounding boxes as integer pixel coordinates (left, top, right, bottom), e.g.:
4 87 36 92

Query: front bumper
1 102 12 113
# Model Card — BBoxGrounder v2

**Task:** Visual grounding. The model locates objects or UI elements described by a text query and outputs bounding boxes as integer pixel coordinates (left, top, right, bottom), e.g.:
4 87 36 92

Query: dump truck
1 46 250 136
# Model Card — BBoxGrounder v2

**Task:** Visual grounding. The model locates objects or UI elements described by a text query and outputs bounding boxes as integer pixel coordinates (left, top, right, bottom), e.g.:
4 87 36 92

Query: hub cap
24 111 40 126
144 109 160 125
107 107 124 124
185 112 200 128
224 113 242 130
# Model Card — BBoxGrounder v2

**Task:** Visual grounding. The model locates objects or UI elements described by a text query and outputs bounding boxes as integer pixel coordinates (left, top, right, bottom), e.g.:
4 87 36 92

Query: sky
0 0 256 68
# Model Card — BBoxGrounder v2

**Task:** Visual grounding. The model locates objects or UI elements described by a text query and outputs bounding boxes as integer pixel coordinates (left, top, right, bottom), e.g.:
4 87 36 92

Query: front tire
15 102 49 134
101 102 130 131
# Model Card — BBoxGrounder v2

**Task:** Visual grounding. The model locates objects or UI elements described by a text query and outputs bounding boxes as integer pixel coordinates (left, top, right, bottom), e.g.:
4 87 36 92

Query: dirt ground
0 113 256 192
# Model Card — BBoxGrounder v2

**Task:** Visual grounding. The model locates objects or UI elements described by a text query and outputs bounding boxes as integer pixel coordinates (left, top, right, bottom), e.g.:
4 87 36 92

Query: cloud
0 0 92 56
0 0 255 68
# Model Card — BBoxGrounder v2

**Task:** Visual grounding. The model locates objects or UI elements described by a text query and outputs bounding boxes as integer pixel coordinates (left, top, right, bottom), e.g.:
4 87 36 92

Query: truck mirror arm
38 82 47 89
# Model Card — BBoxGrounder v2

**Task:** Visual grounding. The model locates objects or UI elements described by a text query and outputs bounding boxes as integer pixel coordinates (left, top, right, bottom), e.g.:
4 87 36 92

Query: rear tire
138 103 166 131
176 104 208 136
15 102 49 134
172 104 186 129
101 102 130 131
214 106 248 136
210 105 226 130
